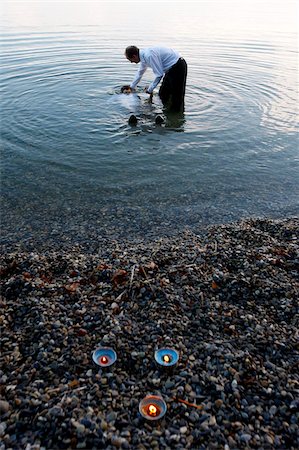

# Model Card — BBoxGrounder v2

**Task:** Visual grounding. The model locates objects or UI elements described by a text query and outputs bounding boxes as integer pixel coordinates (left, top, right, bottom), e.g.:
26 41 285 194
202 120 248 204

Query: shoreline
1 217 298 449
2 209 299 253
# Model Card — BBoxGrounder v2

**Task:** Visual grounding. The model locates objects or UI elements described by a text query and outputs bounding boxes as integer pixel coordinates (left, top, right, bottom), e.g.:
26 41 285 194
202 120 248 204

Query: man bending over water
123 45 187 112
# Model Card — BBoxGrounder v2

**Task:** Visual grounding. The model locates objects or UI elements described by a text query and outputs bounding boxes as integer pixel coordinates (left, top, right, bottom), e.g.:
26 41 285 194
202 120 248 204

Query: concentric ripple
1 9 298 244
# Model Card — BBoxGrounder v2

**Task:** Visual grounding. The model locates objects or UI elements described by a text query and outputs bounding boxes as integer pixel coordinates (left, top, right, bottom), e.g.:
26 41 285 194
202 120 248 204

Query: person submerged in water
122 45 187 112
121 85 132 94
120 85 164 126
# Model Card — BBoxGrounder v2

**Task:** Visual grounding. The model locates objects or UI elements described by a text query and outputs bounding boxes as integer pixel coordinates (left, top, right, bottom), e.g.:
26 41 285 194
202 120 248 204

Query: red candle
100 356 109 365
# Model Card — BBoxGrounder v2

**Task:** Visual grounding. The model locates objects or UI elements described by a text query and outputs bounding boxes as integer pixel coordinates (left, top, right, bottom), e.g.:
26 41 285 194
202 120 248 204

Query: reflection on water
1 1 298 246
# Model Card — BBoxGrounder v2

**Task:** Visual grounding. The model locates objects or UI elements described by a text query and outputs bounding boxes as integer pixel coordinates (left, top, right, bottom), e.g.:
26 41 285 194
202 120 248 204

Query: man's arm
146 52 164 93
146 75 163 94
130 62 148 90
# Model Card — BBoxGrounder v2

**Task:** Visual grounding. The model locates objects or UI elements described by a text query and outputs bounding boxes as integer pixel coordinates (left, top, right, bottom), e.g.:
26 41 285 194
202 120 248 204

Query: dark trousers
159 58 187 112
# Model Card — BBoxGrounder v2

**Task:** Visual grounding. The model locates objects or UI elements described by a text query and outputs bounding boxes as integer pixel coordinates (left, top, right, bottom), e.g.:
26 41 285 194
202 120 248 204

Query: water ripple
1 27 298 239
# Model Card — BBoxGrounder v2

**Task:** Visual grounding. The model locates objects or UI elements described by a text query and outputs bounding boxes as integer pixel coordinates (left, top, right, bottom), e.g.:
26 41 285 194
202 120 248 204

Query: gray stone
0 400 10 414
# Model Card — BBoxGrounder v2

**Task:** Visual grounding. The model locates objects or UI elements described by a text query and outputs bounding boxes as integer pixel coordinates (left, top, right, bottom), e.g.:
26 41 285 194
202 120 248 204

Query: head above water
121 85 132 94
125 45 140 63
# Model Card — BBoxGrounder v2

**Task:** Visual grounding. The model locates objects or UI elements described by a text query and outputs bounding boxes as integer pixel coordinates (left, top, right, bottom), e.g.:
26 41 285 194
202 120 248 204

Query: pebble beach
0 217 298 449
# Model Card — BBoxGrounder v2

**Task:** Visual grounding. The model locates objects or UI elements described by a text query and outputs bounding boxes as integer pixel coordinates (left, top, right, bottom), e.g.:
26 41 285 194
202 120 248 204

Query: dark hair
125 45 139 59
121 85 131 93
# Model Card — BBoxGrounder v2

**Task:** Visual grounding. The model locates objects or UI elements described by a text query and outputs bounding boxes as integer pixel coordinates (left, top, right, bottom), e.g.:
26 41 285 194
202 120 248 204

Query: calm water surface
1 1 298 246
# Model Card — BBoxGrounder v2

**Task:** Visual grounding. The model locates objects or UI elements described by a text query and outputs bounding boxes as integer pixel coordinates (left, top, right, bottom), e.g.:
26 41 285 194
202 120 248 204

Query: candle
92 347 117 367
155 348 179 367
139 395 167 421
148 404 159 417
100 356 108 365
163 354 172 364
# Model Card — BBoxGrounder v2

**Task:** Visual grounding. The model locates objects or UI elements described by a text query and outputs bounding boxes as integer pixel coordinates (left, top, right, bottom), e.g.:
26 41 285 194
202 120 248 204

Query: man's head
125 45 140 63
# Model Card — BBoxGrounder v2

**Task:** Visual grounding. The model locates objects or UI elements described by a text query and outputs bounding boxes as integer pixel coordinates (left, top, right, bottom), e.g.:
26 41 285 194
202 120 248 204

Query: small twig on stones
172 398 204 410
129 264 136 290
115 290 126 302
139 265 155 293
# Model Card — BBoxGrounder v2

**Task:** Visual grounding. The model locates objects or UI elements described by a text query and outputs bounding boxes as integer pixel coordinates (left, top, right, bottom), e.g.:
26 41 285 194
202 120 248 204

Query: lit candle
139 395 167 421
163 354 172 364
100 356 108 365
92 347 117 367
155 348 179 368
148 404 158 416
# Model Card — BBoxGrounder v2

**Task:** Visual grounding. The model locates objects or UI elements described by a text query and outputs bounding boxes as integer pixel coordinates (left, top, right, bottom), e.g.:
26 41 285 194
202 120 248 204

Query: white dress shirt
130 47 180 93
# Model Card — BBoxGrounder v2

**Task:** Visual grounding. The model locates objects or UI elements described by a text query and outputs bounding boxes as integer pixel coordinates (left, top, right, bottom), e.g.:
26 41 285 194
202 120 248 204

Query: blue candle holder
139 395 167 420
92 347 117 367
154 348 179 367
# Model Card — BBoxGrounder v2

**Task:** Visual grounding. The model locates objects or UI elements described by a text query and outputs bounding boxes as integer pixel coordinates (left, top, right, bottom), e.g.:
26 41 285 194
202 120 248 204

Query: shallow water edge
1 207 298 254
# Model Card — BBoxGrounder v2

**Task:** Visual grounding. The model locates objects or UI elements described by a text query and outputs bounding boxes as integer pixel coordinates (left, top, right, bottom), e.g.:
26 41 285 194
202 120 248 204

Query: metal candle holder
139 395 167 421
154 348 179 367
92 347 117 367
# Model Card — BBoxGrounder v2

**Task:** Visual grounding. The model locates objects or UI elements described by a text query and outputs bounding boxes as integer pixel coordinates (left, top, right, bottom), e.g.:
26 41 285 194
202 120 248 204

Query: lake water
1 1 298 247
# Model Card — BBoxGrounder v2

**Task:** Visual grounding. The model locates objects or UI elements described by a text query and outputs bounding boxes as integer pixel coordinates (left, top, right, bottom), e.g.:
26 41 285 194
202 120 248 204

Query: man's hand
144 87 153 103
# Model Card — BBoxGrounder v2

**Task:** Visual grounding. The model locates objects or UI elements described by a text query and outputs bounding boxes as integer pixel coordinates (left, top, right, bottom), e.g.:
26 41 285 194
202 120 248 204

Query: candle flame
163 354 171 363
100 356 108 364
148 404 158 416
